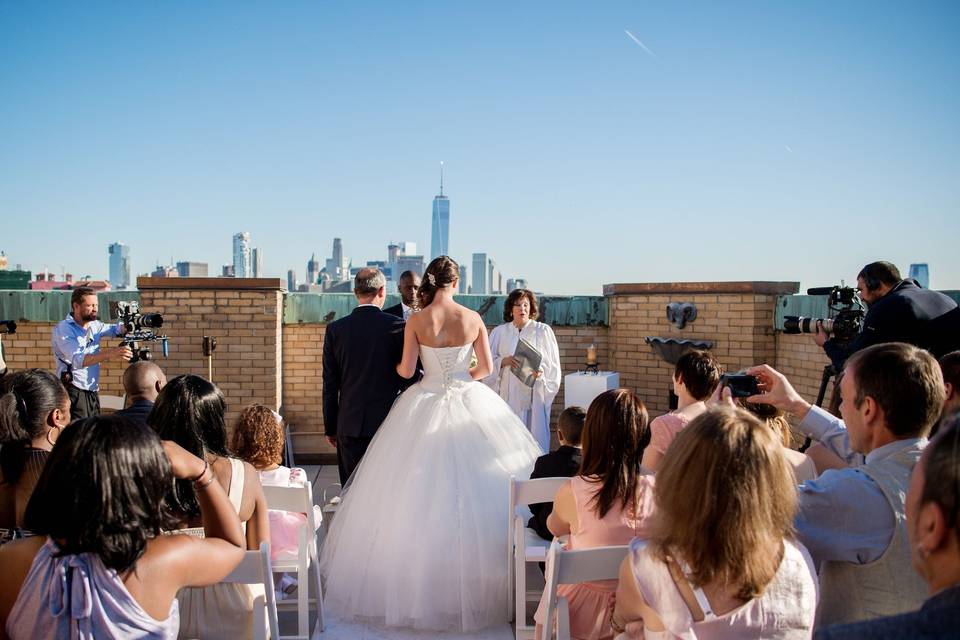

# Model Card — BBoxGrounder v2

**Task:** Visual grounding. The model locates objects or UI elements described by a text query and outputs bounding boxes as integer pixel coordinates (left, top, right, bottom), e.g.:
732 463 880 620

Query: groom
323 267 410 484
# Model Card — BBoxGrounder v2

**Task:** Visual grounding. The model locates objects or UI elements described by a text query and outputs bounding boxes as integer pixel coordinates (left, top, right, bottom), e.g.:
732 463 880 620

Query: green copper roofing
0 290 141 323
283 293 608 326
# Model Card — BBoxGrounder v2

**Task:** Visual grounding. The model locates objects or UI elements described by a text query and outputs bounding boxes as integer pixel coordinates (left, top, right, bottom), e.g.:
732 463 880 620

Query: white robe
484 320 561 451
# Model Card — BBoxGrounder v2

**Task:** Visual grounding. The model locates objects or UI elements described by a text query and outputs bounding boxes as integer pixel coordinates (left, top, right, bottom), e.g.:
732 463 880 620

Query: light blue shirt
794 405 926 567
51 314 122 392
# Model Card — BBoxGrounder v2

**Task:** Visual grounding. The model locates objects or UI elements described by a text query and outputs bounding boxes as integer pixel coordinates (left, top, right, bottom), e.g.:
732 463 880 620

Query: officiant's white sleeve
537 323 561 399
484 323 506 391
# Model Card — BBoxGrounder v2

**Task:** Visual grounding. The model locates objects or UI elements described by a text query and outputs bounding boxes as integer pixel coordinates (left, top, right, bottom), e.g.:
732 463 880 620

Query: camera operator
51 287 131 420
816 261 960 368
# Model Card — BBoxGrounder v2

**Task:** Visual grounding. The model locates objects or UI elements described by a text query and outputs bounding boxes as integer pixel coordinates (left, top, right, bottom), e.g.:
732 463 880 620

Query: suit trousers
67 385 100 421
336 434 373 486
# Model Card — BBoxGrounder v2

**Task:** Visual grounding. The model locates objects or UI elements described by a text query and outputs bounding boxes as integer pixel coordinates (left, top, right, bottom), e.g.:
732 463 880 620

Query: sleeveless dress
622 538 818 639
6 538 179 639
534 474 657 640
175 457 263 640
320 344 542 635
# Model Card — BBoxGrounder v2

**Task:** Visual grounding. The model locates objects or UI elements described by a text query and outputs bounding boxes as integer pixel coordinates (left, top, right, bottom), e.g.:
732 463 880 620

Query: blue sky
2 1 958 294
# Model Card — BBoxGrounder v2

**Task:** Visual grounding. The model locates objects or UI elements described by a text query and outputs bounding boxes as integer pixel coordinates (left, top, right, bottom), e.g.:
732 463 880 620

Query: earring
45 425 62 447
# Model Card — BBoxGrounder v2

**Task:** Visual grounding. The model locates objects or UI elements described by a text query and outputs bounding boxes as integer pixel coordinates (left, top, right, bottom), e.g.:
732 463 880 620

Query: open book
510 337 543 388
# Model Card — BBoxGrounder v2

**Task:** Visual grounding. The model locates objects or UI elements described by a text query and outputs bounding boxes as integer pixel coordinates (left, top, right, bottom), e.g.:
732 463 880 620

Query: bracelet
189 460 209 483
193 466 216 490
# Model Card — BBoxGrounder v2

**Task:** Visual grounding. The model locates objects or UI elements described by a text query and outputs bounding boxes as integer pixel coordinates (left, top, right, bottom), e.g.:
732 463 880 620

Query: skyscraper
252 247 263 278
287 269 297 291
472 253 489 295
326 238 350 283
108 242 131 289
459 264 468 294
430 163 450 260
176 262 208 277
306 253 320 286
233 232 251 278
909 263 930 289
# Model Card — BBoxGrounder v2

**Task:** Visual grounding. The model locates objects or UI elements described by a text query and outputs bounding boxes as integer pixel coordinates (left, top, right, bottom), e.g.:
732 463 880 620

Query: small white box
564 371 620 409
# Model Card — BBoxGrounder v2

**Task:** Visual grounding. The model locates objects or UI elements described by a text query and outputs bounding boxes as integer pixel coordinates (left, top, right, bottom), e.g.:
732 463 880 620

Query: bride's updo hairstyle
418 255 459 308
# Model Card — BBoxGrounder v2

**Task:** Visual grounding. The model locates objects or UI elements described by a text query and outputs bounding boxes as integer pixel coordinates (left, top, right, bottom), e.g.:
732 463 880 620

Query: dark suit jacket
322 306 407 439
815 584 960 640
383 303 404 319
115 399 155 428
825 279 960 368
528 445 583 540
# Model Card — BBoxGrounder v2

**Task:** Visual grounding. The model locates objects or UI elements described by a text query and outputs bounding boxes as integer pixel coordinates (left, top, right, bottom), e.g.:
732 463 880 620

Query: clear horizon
2 1 958 294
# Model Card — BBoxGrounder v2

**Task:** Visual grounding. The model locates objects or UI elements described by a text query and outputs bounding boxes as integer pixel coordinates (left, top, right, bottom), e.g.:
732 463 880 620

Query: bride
320 255 543 634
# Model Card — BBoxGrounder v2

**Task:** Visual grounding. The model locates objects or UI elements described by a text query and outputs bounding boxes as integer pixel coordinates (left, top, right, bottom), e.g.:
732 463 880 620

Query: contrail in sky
625 29 657 58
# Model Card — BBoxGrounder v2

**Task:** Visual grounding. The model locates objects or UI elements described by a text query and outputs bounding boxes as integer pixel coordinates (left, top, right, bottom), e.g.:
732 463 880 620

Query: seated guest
738 399 817 484
934 351 960 436
148 375 269 640
613 406 818 638
0 370 69 529
528 405 586 541
231 404 322 562
816 414 960 639
744 342 944 626
534 389 656 640
115 361 167 426
640 349 720 471
0 415 245 638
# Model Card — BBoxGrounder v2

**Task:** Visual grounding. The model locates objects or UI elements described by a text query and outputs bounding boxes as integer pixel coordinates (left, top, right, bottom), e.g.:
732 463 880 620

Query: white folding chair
220 541 281 640
541 541 630 640
508 475 569 639
317 483 341 547
262 483 325 638
99 394 125 411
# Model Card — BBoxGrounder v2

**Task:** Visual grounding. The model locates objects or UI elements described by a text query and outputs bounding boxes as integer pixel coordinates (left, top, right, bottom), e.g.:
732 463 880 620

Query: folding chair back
220 541 280 640
541 541 629 640
262 483 325 637
508 475 569 638
99 394 125 411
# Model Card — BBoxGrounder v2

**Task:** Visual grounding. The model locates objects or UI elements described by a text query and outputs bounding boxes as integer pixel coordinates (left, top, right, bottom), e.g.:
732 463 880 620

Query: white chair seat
523 528 551 561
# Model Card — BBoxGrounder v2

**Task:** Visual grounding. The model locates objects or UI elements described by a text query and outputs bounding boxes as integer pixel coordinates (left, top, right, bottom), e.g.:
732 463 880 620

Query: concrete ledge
603 281 800 296
137 277 284 291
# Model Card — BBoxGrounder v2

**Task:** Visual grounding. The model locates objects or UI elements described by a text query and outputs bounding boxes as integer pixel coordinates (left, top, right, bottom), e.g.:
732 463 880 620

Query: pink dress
535 474 657 640
259 466 322 562
648 414 690 459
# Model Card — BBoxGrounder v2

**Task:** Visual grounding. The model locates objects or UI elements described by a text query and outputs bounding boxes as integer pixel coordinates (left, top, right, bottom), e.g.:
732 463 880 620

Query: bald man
115 361 167 426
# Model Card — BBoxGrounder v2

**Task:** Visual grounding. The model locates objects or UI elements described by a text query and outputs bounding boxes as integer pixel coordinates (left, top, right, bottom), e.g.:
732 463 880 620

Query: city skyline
2 2 958 294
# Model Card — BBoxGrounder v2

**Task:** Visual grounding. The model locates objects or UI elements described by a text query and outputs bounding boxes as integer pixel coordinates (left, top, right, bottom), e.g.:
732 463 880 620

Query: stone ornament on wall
665 302 698 329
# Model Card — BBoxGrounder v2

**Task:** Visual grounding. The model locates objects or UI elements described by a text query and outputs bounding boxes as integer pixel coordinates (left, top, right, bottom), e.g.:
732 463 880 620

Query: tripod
799 364 837 452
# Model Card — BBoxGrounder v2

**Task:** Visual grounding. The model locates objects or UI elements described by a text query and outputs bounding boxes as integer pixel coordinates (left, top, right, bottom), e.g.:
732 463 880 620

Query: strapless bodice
419 344 474 390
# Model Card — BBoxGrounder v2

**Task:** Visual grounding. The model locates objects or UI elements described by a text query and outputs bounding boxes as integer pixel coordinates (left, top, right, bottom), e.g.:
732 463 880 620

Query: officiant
485 289 561 451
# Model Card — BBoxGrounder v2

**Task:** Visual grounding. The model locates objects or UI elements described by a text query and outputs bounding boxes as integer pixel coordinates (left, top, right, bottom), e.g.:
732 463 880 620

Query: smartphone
720 373 759 398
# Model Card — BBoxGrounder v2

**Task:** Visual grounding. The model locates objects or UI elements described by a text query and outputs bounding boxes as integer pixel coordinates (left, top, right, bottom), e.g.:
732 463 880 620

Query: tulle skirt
320 379 542 633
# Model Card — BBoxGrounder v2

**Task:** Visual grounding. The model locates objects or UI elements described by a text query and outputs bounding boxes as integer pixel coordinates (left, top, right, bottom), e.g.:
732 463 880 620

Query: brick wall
775 332 837 409
603 283 797 416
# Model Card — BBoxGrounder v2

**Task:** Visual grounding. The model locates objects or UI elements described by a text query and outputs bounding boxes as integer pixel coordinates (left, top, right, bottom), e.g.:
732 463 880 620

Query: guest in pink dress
612 406 818 639
640 350 721 471
231 405 321 564
534 389 657 640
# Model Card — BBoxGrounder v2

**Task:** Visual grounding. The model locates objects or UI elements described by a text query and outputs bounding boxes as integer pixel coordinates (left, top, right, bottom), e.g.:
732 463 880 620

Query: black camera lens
136 313 163 329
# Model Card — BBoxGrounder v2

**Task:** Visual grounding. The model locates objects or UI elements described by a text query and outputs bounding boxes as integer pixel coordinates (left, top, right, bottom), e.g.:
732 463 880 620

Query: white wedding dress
320 343 543 638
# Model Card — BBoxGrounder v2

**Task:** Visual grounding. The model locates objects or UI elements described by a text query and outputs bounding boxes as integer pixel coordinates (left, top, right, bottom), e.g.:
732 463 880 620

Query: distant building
396 255 425 281
108 242 131 289
459 264 468 294
222 264 235 278
252 247 263 278
31 272 110 291
0 269 31 289
151 265 177 278
176 261 208 277
909 263 930 289
233 232 252 278
287 269 298 292
506 278 528 293
430 165 450 260
472 253 490 295
325 238 350 284
306 253 320 286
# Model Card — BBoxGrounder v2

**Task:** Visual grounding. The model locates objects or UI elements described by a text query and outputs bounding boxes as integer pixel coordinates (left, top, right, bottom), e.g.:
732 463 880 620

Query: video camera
784 285 865 344
110 301 169 364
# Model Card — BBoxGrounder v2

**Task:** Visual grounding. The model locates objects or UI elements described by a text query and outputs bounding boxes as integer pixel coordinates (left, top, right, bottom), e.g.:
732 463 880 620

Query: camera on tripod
110 301 169 364
784 285 865 344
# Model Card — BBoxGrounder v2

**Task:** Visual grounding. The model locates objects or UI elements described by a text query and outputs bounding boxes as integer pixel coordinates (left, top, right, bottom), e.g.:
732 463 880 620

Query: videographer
51 287 131 420
816 261 960 369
